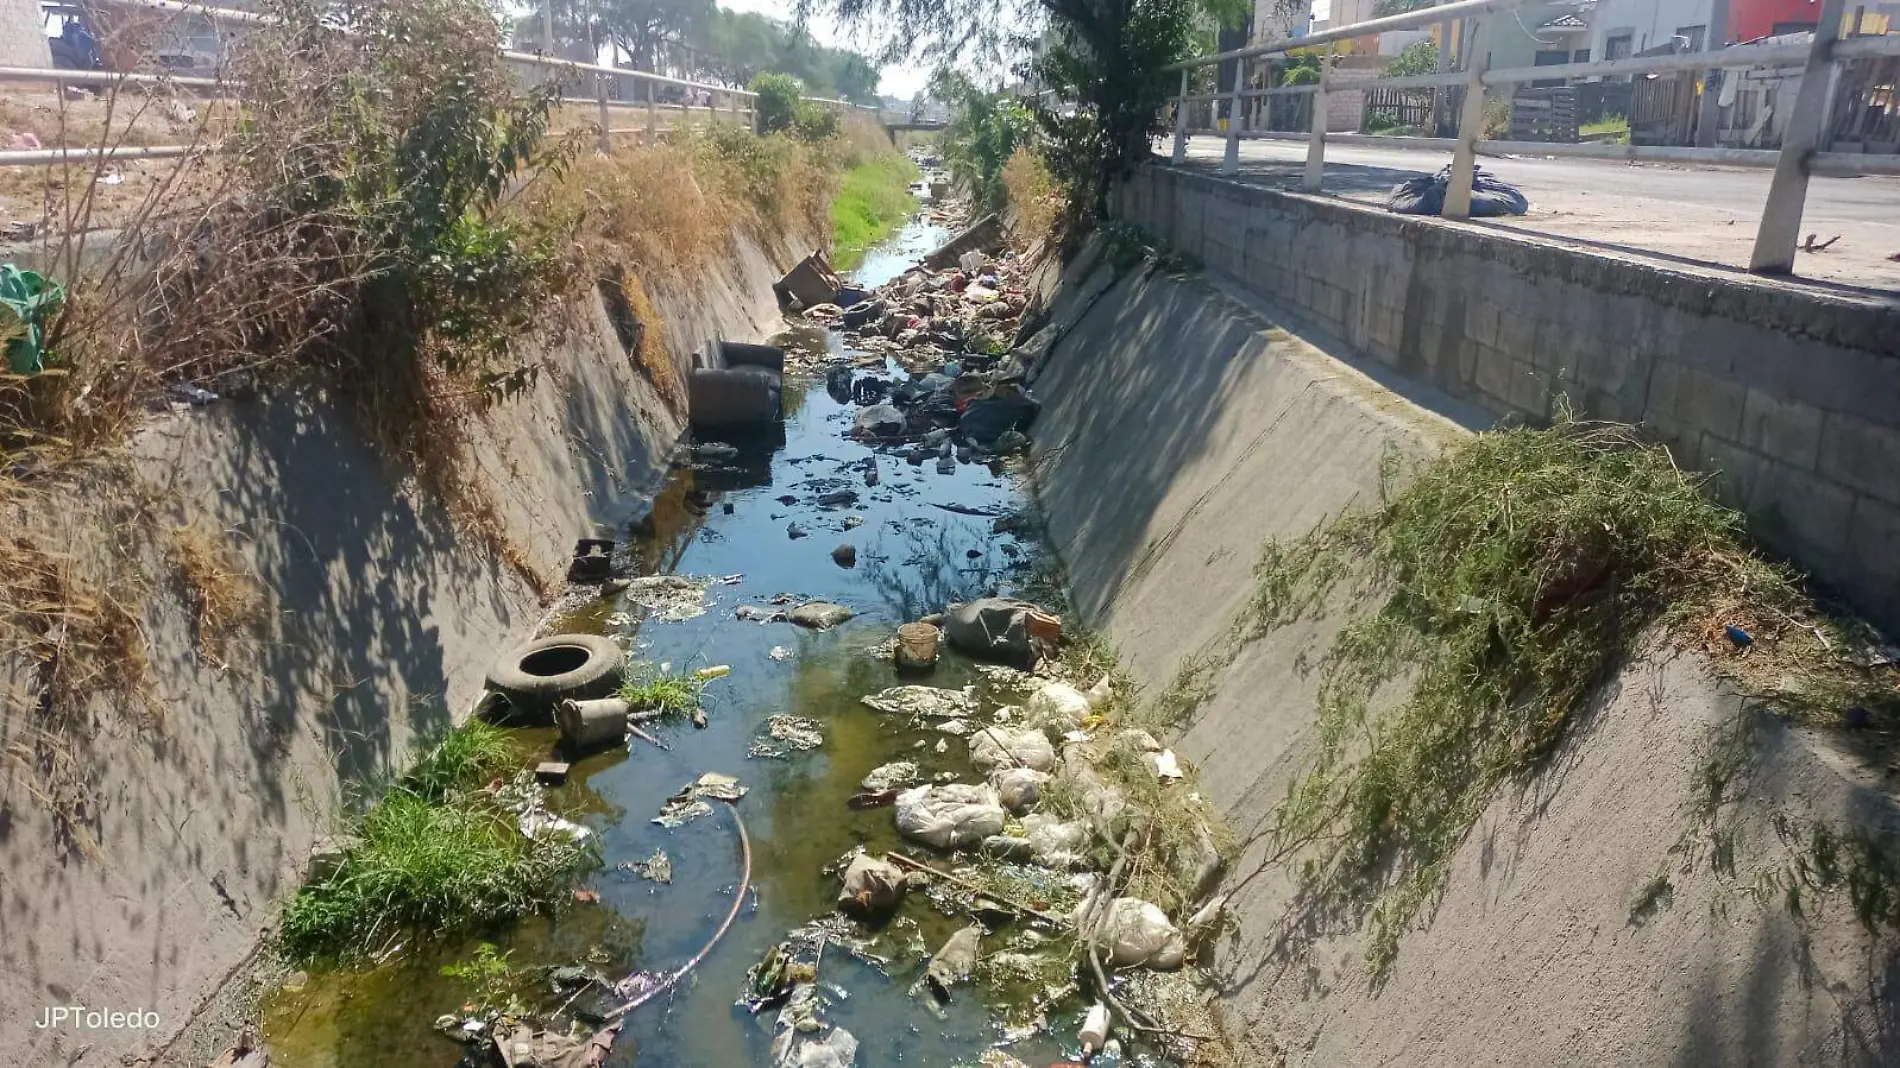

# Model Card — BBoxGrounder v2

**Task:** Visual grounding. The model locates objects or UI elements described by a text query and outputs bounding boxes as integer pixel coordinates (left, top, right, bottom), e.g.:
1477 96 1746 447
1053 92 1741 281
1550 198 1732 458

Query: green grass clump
279 726 590 964
401 720 520 801
618 664 705 714
830 153 920 270
1250 417 1884 976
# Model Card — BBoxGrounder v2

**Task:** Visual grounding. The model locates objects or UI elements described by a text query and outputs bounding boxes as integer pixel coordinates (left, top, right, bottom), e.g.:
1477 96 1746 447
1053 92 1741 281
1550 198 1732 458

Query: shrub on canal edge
279 723 593 964
1242 414 1900 976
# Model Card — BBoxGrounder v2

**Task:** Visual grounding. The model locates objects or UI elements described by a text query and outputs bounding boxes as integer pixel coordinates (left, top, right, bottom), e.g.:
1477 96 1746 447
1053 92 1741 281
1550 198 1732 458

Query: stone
861 761 921 792
788 602 854 629
831 543 857 567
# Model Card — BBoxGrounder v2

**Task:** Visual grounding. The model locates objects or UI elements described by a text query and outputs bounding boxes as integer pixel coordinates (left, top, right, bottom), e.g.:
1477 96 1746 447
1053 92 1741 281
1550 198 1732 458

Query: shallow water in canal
263 213 1115 1067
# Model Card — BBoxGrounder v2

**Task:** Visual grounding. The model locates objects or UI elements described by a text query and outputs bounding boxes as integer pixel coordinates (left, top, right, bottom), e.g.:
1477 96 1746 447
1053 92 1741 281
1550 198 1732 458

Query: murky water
263 213 1108 1067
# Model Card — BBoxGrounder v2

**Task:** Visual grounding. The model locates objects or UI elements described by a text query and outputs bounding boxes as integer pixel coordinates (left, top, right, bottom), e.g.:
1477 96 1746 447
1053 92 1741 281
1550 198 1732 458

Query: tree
809 0 1255 223
931 70 1036 211
1385 38 1438 77
598 0 715 72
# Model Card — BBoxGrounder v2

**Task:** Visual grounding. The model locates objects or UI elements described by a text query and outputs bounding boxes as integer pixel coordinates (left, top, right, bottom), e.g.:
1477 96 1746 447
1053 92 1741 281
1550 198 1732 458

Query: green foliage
279 772 593 964
1249 417 1837 977
402 721 522 803
831 153 920 269
240 0 573 383
752 71 806 134
439 942 529 1014
1279 52 1322 86
1026 0 1234 222
618 663 707 713
930 71 1037 213
750 72 843 141
1384 39 1439 78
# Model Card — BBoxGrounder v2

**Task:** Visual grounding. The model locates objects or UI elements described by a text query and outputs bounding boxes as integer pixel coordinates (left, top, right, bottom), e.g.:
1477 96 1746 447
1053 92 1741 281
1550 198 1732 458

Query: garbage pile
780 212 1047 460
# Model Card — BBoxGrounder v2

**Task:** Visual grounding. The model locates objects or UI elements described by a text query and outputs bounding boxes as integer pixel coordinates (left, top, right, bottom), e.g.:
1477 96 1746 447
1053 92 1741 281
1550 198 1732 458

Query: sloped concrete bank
1114 164 1900 633
1 228 805 1066
1029 244 1900 1065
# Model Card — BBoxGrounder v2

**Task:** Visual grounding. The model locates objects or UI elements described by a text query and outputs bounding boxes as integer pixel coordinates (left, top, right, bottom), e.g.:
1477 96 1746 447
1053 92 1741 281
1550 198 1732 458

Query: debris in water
922 924 984 1001
770 645 792 661
895 783 1007 849
860 684 977 718
653 785 715 828
934 718 975 736
693 772 748 802
621 848 673 884
789 601 854 629
860 760 920 792
750 714 826 758
789 523 809 540
838 854 908 916
490 1019 622 1068
622 575 716 622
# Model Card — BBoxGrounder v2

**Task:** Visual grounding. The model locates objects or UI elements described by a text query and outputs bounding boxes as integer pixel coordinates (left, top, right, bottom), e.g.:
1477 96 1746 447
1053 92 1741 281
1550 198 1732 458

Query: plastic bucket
895 622 941 670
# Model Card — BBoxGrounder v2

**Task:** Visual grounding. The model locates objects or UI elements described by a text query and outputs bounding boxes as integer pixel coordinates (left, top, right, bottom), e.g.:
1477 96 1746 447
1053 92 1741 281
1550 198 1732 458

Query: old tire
486 634 625 717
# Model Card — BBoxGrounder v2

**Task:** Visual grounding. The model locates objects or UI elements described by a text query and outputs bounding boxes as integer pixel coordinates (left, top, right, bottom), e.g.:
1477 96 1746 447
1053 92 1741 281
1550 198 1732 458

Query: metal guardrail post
1750 0 1848 273
1303 44 1335 191
1172 69 1190 164
1443 16 1490 218
646 79 658 143
596 75 612 153
1223 56 1244 174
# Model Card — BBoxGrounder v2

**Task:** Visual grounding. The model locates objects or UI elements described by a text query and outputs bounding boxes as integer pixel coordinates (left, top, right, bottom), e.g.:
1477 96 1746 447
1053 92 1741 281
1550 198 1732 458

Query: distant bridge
883 120 946 142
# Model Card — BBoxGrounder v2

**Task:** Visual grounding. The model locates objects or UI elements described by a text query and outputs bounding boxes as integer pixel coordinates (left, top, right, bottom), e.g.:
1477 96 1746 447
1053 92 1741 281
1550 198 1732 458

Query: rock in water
831 543 857 567
788 602 853 629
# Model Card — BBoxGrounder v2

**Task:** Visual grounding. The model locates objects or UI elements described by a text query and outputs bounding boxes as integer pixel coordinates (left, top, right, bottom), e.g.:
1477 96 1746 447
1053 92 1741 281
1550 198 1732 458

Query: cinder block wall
0 0 50 68
1115 165 1900 629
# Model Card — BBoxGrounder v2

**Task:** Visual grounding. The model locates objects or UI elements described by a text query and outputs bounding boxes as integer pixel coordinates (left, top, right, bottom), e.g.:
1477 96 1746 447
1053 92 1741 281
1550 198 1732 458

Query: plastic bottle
694 665 731 680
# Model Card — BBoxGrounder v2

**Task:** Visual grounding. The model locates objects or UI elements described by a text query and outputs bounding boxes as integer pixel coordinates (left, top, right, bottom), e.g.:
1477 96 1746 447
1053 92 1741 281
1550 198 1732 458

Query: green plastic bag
0 264 64 375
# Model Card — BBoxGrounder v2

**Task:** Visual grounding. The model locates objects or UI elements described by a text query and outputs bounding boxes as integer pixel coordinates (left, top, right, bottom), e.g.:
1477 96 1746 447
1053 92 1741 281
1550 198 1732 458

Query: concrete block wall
0 0 51 69
1116 165 1900 629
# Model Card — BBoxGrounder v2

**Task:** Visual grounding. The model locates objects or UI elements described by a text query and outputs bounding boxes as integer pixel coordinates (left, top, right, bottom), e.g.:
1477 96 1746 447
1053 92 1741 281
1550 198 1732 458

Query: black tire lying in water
485 633 625 719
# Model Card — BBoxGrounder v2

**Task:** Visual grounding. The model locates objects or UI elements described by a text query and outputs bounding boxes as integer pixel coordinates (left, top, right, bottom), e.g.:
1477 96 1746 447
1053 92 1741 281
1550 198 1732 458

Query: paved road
1178 135 1900 292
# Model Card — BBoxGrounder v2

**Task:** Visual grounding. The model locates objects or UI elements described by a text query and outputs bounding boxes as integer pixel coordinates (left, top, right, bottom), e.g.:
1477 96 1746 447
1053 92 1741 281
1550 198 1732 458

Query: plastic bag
968 725 1056 772
1385 166 1528 218
894 783 1007 849
1 264 64 374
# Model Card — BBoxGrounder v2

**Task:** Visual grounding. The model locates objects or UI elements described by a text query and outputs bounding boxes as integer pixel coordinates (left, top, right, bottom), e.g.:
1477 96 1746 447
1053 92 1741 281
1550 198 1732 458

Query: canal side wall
1 228 800 1067
1030 246 1900 1065
1113 164 1900 634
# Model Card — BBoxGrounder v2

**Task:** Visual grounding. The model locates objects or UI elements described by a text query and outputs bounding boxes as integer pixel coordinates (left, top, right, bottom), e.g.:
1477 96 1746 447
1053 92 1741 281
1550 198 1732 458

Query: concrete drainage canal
258 210 1228 1068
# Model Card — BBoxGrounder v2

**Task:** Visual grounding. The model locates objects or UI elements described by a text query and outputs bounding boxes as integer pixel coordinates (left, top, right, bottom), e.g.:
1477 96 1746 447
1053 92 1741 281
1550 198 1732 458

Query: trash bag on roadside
1385 165 1528 218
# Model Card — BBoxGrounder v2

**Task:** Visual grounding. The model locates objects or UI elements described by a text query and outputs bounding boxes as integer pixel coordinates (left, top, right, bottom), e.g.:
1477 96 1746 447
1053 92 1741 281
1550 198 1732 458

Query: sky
715 0 932 99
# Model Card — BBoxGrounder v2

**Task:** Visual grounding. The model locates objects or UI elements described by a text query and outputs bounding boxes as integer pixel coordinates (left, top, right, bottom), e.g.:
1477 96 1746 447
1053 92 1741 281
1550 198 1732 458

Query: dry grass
615 268 681 408
165 518 262 670
1001 146 1063 251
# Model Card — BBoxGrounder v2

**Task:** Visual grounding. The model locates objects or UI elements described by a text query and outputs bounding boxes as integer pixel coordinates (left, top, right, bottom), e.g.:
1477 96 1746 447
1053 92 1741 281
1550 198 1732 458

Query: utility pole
1694 0 1730 147
542 0 555 54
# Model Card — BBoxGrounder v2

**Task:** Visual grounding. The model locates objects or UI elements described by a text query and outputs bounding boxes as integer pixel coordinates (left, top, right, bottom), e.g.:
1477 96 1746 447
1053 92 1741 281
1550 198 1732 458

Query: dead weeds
165 518 263 670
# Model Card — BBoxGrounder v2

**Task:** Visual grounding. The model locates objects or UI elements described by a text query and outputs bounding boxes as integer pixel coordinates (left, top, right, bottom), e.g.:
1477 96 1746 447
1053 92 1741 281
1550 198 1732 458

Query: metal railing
0 0 878 166
1163 0 1900 273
